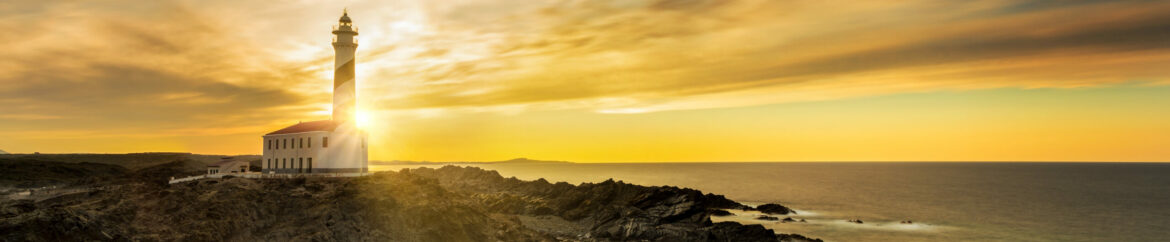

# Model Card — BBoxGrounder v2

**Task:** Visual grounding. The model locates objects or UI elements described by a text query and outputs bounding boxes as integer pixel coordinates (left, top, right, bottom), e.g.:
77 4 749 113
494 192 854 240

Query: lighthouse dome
339 12 352 23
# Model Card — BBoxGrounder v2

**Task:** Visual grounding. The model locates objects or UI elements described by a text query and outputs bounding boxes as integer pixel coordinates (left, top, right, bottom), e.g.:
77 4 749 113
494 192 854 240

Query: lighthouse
258 11 369 174
332 10 358 123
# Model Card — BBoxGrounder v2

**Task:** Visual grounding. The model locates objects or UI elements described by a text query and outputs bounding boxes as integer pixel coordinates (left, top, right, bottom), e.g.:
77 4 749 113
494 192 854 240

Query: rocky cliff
0 162 820 241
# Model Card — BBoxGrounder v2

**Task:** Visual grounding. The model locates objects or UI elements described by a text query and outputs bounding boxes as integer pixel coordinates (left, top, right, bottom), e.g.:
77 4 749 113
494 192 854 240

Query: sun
356 109 371 130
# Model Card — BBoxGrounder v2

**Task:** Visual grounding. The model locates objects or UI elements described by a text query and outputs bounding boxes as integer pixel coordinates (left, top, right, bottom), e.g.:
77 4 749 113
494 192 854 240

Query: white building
207 157 249 175
261 11 368 174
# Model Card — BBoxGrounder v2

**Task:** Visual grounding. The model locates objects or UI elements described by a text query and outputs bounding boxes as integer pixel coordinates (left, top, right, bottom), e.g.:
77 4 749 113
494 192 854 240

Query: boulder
778 233 825 242
709 209 734 216
708 222 808 242
757 203 795 215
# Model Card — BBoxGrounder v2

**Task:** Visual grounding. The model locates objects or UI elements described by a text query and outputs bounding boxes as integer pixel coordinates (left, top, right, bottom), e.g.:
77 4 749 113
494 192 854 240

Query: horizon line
1 152 1166 163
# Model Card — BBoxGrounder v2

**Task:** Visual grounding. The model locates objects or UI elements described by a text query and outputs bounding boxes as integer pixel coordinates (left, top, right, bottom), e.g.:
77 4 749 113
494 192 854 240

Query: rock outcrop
709 209 734 216
757 203 796 215
405 166 820 241
1 172 548 241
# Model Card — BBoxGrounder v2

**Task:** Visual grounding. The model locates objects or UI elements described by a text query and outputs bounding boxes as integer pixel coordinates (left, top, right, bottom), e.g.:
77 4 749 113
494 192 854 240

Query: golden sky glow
1 0 1168 161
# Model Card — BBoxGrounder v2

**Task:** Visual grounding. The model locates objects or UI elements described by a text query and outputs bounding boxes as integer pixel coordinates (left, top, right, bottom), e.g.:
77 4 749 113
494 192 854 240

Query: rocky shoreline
0 159 821 241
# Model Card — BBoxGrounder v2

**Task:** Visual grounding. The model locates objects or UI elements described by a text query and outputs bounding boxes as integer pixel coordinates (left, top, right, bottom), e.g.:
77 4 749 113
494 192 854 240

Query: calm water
374 163 1170 241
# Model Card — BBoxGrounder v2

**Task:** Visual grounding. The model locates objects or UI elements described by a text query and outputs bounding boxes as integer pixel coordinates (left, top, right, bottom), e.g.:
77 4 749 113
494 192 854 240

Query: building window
307 158 313 173
299 158 304 173
300 138 304 148
323 137 329 148
282 158 286 169
267 140 271 150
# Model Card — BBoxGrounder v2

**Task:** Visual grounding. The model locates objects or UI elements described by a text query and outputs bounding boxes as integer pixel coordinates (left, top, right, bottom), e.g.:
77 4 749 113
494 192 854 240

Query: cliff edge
0 162 819 241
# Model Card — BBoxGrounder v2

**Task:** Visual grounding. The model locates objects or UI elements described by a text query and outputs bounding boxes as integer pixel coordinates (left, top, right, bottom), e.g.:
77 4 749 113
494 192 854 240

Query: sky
1 0 1168 162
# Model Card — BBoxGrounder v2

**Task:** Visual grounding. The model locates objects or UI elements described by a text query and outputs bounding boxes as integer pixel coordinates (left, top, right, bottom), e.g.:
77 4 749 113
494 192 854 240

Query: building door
299 158 304 173
307 158 313 173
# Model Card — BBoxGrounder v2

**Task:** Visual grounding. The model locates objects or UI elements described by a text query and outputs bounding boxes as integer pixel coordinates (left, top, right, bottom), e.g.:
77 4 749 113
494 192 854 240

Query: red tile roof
265 120 338 135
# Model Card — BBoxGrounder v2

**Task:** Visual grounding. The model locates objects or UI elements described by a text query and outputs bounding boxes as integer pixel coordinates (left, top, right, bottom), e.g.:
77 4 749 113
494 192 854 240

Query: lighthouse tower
332 10 358 123
258 10 368 174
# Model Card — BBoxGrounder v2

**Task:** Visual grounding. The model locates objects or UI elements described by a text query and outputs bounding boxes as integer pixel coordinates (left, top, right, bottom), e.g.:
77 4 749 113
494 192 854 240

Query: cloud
0 0 319 138
1 64 299 121
353 0 1170 113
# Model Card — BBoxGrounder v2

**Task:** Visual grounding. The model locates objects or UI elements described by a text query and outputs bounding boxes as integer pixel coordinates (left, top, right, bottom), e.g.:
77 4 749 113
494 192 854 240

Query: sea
372 162 1170 241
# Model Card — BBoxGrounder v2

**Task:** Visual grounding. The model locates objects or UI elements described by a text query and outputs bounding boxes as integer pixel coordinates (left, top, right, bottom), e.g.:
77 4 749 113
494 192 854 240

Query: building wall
261 128 367 174
207 164 248 175
262 131 327 174
317 123 368 173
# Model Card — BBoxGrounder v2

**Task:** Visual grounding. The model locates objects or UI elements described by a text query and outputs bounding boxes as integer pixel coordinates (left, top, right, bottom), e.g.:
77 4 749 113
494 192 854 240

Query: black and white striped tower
331 10 358 124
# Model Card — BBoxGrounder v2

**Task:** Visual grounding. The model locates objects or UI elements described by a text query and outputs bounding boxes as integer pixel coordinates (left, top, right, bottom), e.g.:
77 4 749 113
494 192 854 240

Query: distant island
370 157 573 166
